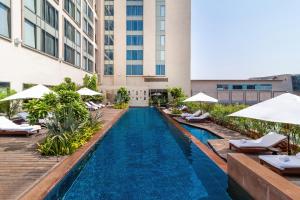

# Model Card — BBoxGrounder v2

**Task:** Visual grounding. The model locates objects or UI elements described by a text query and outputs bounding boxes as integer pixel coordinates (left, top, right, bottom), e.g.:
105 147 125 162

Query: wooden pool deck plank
0 108 124 200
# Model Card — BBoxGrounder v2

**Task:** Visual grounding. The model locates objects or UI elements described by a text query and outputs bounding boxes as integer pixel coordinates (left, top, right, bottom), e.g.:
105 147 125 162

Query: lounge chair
259 154 300 175
186 112 210 122
0 116 41 136
178 105 188 111
181 110 202 119
89 101 105 109
229 132 287 153
85 102 98 111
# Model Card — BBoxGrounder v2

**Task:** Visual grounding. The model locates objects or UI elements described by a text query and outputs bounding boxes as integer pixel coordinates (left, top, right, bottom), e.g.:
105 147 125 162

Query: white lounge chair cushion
17 112 29 120
186 113 210 120
259 155 300 170
229 132 286 148
0 117 41 132
89 101 102 108
181 110 202 118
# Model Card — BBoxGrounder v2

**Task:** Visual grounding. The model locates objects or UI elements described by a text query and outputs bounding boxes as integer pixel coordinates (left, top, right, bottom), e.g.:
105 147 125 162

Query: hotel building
0 0 98 91
192 74 300 104
99 0 191 106
0 0 191 106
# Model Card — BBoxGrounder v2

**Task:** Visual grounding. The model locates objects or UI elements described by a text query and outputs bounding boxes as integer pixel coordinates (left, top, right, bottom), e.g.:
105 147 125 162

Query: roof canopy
77 87 102 96
229 93 300 125
0 85 53 101
183 92 218 103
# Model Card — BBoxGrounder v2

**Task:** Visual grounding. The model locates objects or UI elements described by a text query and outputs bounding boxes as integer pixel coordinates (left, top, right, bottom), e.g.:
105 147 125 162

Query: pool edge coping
18 108 128 200
159 109 228 173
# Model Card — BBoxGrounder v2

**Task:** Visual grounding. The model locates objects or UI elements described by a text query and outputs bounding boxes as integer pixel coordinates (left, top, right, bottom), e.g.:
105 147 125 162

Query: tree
168 87 186 107
0 89 20 119
116 87 130 104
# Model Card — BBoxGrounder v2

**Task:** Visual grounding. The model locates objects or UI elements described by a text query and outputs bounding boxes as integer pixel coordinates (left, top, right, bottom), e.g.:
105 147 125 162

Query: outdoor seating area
165 91 300 181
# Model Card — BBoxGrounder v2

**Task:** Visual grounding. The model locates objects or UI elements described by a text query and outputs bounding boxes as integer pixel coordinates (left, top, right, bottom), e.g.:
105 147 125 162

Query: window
126 65 143 75
0 82 10 93
160 50 165 61
105 35 114 45
127 5 143 16
160 35 165 46
126 20 143 31
232 85 243 90
75 52 81 66
104 5 114 16
127 50 143 60
104 64 114 75
105 20 114 31
156 65 165 75
292 75 300 91
64 19 75 42
24 0 36 13
217 84 229 90
246 85 255 90
160 5 165 17
64 0 75 18
75 9 81 24
160 20 165 31
104 50 113 60
87 41 93 56
64 44 75 64
0 2 10 38
44 1 58 29
75 31 81 46
24 20 36 48
87 5 93 21
42 31 58 57
127 35 143 46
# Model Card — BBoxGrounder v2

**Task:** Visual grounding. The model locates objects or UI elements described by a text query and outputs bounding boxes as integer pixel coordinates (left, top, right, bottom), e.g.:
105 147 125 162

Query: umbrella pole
287 134 291 155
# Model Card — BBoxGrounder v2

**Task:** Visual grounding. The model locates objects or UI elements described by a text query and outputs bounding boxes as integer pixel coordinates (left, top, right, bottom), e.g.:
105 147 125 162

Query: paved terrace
0 108 124 200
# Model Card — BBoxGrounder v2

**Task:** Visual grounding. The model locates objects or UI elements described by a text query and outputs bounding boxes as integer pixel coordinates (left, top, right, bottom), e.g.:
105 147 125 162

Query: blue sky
191 0 300 80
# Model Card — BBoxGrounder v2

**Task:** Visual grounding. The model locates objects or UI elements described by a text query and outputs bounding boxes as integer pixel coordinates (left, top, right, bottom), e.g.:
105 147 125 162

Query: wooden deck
0 108 124 200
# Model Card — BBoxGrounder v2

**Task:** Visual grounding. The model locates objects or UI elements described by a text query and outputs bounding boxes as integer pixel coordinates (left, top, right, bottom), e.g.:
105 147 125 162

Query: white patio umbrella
0 84 53 101
229 93 300 154
183 92 218 103
77 87 102 96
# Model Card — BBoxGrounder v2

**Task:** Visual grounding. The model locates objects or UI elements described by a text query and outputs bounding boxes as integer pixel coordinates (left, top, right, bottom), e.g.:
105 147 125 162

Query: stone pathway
0 108 123 200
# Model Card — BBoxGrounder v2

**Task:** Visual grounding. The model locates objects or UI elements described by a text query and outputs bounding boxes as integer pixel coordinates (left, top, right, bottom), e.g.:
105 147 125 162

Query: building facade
0 0 98 92
192 74 300 104
99 0 191 106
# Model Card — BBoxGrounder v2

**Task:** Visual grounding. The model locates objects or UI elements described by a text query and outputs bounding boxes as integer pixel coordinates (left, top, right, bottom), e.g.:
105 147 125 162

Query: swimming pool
181 124 220 145
46 108 231 200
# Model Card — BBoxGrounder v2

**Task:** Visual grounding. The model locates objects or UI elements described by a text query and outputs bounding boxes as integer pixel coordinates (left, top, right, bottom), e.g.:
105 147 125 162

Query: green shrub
113 102 129 109
115 87 130 104
168 87 186 107
82 74 103 103
0 89 20 119
171 108 182 115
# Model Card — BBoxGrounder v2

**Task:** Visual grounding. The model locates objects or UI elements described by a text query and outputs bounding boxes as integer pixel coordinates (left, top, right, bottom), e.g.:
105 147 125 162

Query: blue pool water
182 124 220 145
47 108 231 200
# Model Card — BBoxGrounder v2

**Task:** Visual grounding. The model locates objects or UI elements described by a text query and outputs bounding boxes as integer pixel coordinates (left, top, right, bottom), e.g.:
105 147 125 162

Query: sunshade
0 84 53 101
77 87 102 96
228 93 300 126
183 92 218 103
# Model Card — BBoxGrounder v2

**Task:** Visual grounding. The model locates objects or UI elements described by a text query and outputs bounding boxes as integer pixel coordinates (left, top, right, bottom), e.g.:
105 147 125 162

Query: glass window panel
24 0 36 13
0 3 10 38
24 20 36 48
